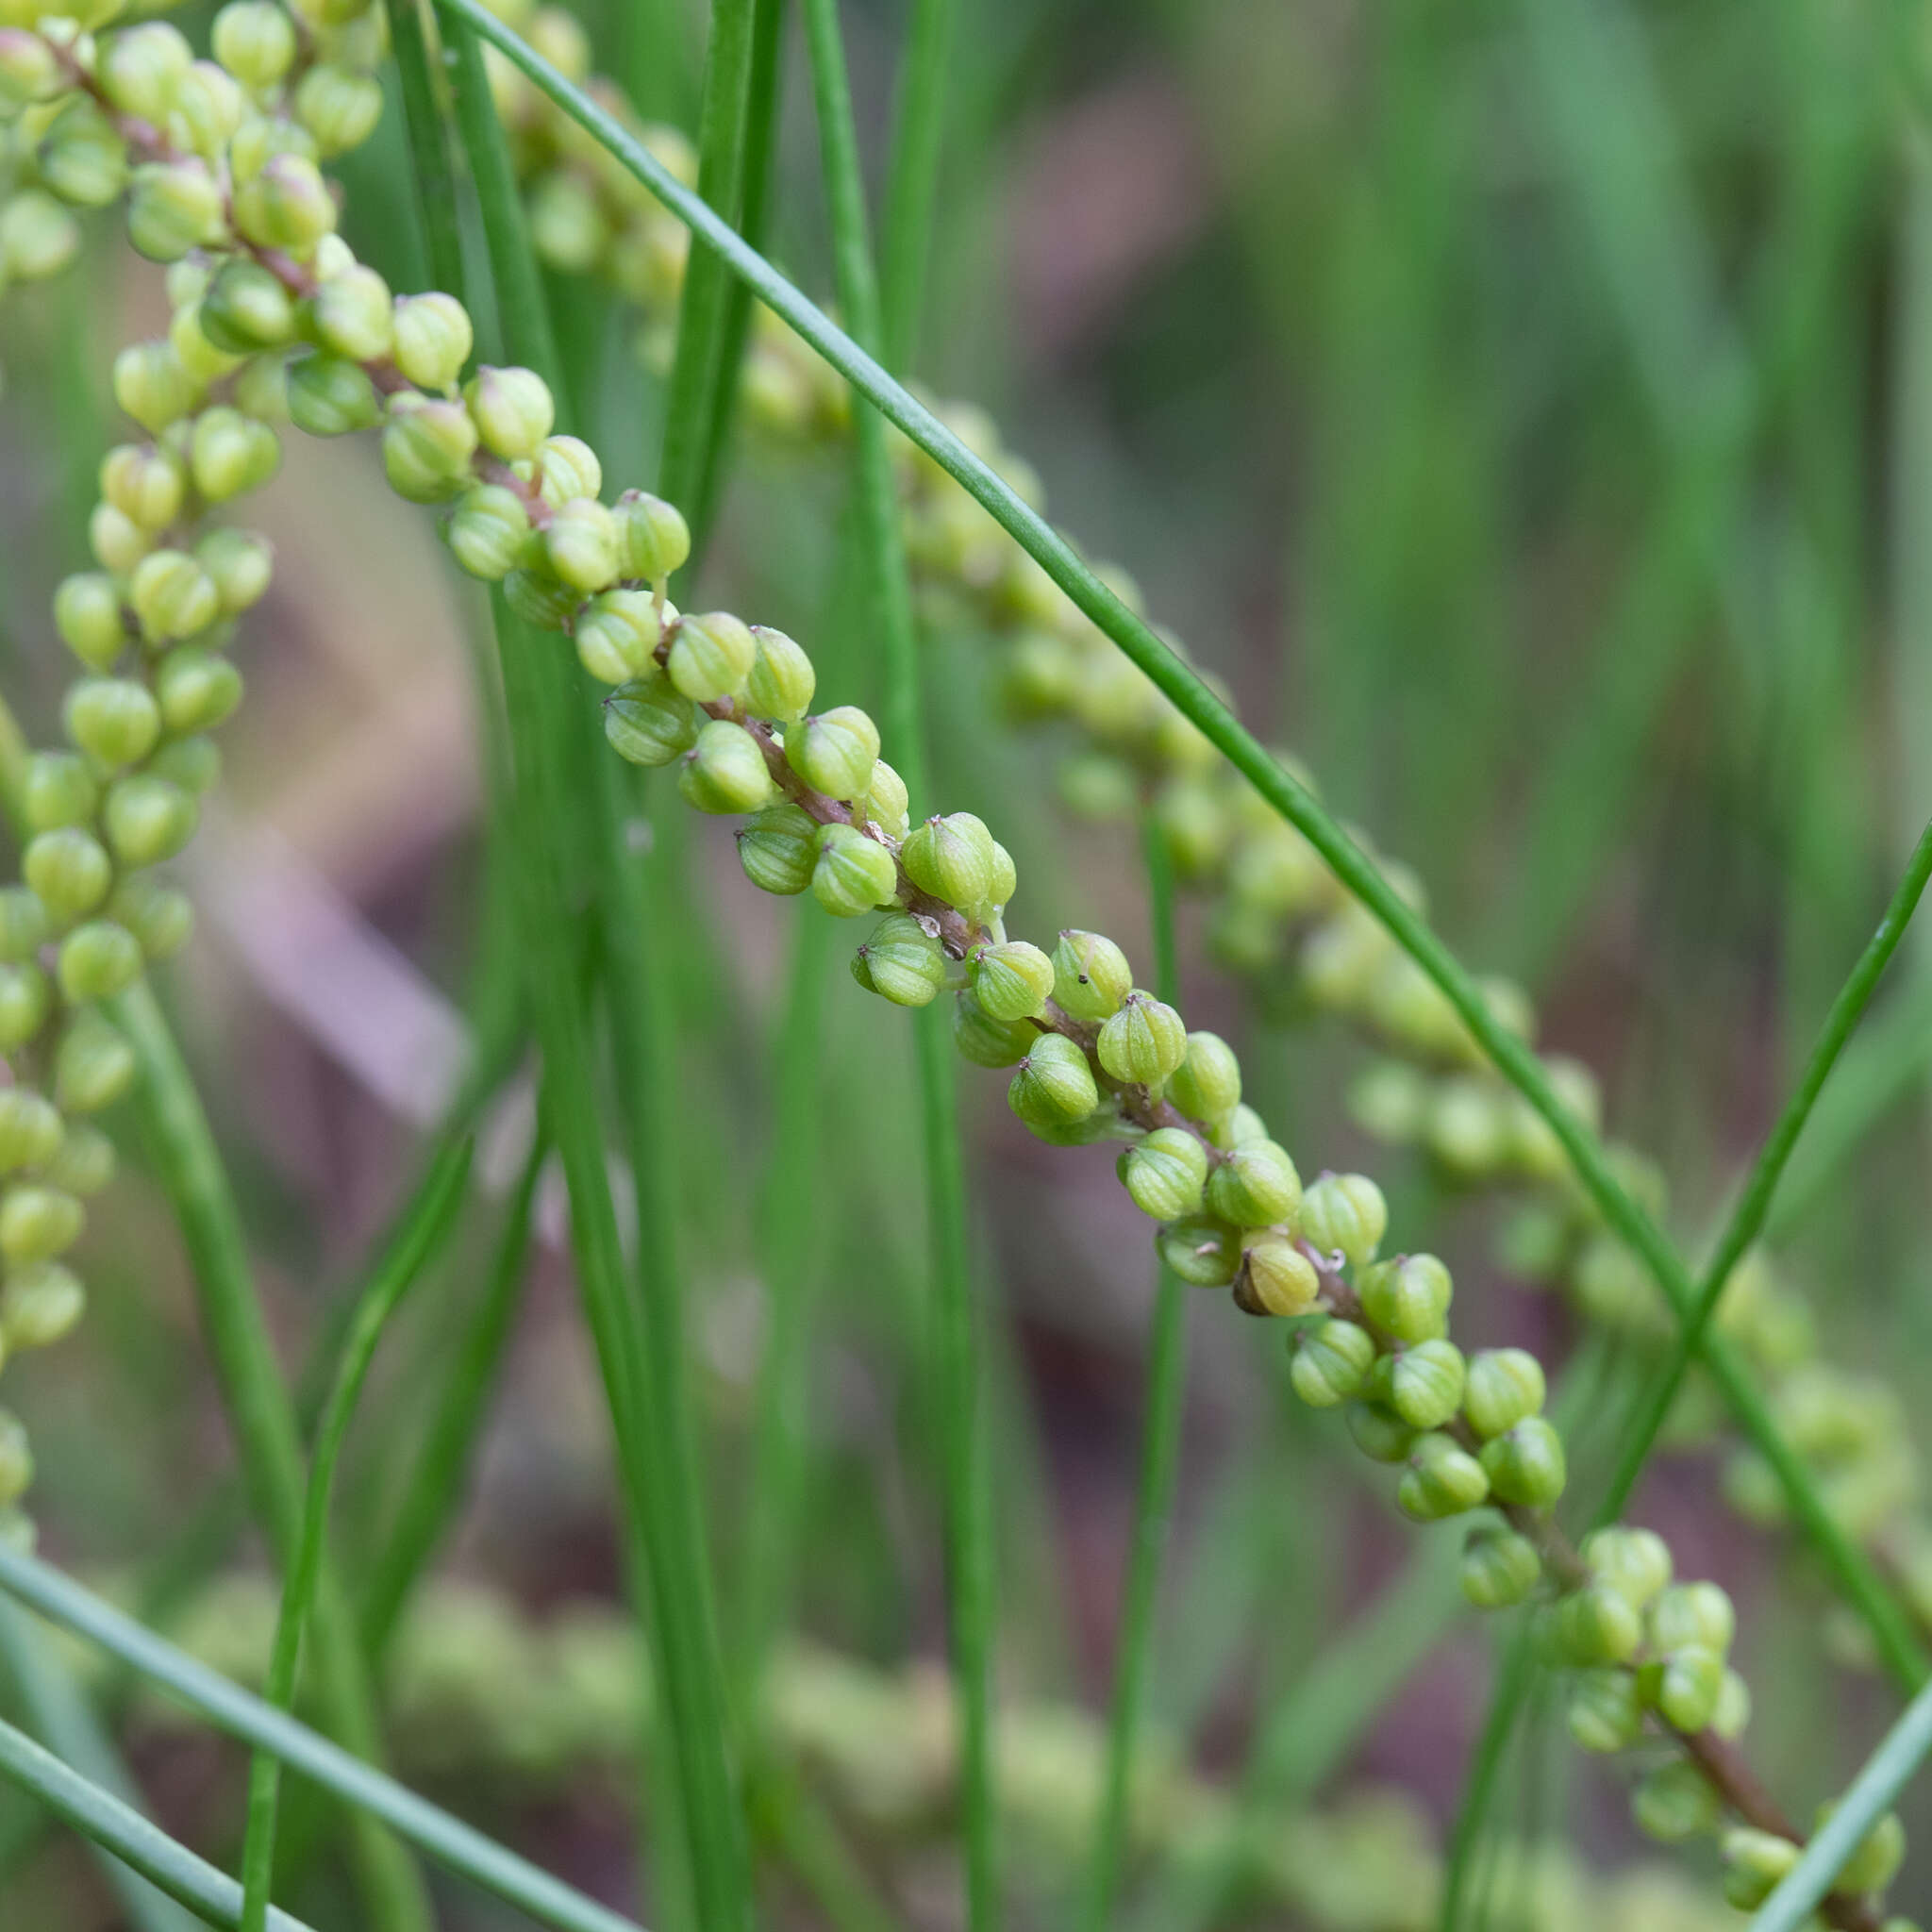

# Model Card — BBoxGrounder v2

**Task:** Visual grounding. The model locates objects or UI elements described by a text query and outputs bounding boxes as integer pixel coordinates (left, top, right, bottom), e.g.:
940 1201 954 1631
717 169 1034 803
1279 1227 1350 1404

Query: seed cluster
0 0 1913 1919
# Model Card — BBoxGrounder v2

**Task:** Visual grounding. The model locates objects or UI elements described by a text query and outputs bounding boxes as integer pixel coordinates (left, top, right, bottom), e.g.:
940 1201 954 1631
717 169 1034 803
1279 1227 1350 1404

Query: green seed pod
855 914 945 1008
1631 1762 1723 1843
147 735 222 796
0 966 50 1053
888 810 991 911
1300 1173 1389 1267
197 529 272 618
155 648 243 736
1649 1643 1724 1731
616 489 691 582
1579 1525 1672 1608
0 31 58 113
1648 1581 1735 1656
90 503 151 578
0 1411 30 1508
108 875 193 958
125 160 223 261
103 775 197 869
1008 1032 1101 1130
1050 929 1133 1022
391 291 475 391
1379 1338 1466 1430
668 610 757 702
99 20 192 119
1289 1316 1375 1407
1556 1582 1642 1666
527 169 608 272
0 1184 82 1265
735 803 817 895
41 1124 114 1197
54 574 127 672
543 497 622 594
57 921 143 1003
101 444 185 532
1167 1030 1241 1126
970 941 1054 1024
1234 1235 1319 1318
167 294 240 391
3 1263 85 1350
1815 1805 1906 1894
24 754 99 833
677 719 773 815
810 823 898 919
0 892 47 966
1721 1828 1800 1910
1154 1213 1241 1288
39 100 130 210
110 341 198 437
287 352 382 438
292 62 382 155
1359 1252 1453 1344
988 841 1017 908
129 548 222 641
744 626 815 724
862 759 911 839
1566 1667 1644 1754
24 828 112 924
604 680 698 768
199 259 296 353
446 484 530 580
309 263 393 360
530 435 602 508
952 991 1036 1069
233 151 337 254
1713 1667 1752 1740
1396 1432 1490 1522
503 566 580 630
1463 1347 1547 1440
574 589 663 685
189 407 280 504
56 1011 137 1114
0 184 79 281
1116 1127 1208 1221
384 398 480 504
234 350 289 423
1459 1526 1542 1609
1205 1137 1302 1226
0 1091 62 1174
787 707 879 801
1345 1401 1416 1465
1097 991 1189 1090
1479 1416 1567 1507
463 364 555 461
211 0 296 87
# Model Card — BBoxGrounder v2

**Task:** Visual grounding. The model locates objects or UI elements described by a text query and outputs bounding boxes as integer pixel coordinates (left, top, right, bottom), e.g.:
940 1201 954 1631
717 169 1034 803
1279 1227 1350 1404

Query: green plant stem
358 1126 546 1657
428 0 1928 1693
878 0 955 373
0 1598 199 1932
1747 1672 1932 1932
108 980 434 1932
238 1138 473 1932
0 1545 644 1932
441 23 754 1928
1081 816 1187 1932
797 2 996 1922
1595 812 1932 1524
1438 1625 1539 1932
0 1713 313 1932
381 0 466 296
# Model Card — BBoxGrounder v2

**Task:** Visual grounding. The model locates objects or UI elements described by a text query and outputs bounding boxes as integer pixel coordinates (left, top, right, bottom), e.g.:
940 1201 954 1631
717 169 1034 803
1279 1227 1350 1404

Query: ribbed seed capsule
2 1263 86 1350
305 264 394 363
446 484 531 580
1377 1338 1466 1429
0 1185 83 1265
1168 1029 1241 1125
504 568 580 630
0 1092 62 1174
126 161 224 261
199 259 295 353
616 490 690 582
190 408 280 504
530 436 603 508
155 650 242 736
1567 1668 1644 1754
735 804 817 895
0 967 51 1053
1233 1236 1319 1318
0 1411 30 1507
1721 1829 1800 1910
130 547 224 640
668 611 757 702
288 353 383 438
1096 991 1188 1089
787 707 879 801
1579 1526 1671 1608
1359 1252 1453 1343
1050 929 1133 1022
1289 1317 1375 1407
1008 1033 1100 1130
1396 1432 1489 1521
463 365 555 461
41 1124 113 1196
213 0 297 84
1631 1762 1723 1842
41 105 129 212
604 681 698 767
108 876 193 958
1154 1214 1241 1288
1479 1416 1567 1507
574 589 664 685
1556 1581 1642 1665
1648 1643 1725 1731
1815 1805 1906 1893
383 399 480 504
854 914 945 1008
0 891 47 964
810 824 897 918
965 941 1050 1024
745 627 815 724
1463 1347 1547 1439
25 755 99 833
234 152 338 255
293 65 383 157
543 498 622 593
0 184 81 279
1299 1172 1389 1267
54 575 126 671
989 841 1017 907
1459 1526 1541 1609
677 720 773 815
902 812 997 909
99 21 192 120
104 776 198 869
860 760 910 838
57 1011 138 1114
146 736 221 795
91 503 152 576
952 991 1036 1069
58 921 143 1003
0 32 58 112
1648 1580 1735 1655
1345 1401 1416 1464
25 829 112 923
1117 1128 1208 1220
101 444 185 531
66 679 161 769
1205 1138 1301 1226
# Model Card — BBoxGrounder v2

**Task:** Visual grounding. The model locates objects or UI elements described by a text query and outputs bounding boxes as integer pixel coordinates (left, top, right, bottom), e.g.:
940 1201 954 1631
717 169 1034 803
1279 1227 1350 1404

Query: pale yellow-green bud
573 589 663 685
744 625 815 724
787 707 879 801
56 1010 137 1113
970 941 1054 1024
1233 1235 1319 1318
166 61 246 159
37 100 128 208
668 610 756 702
288 353 382 438
129 547 222 641
310 262 394 360
852 913 946 1008
108 874 194 958
391 291 475 391
125 160 223 262
735 803 817 895
0 1183 82 1266
1299 1172 1388 1268
0 187 80 284
64 678 160 768
54 574 126 671
189 407 280 503
464 365 555 461
0 1091 62 1174
1463 1347 1546 1439
100 443 185 532
530 434 602 507
810 823 898 919
0 964 50 1054
24 753 98 833
1205 1137 1301 1225
58 920 143 1003
1008 1033 1101 1131
90 503 151 577
0 30 58 113
233 151 338 255
98 21 192 122
197 529 274 614
677 719 773 815
155 647 242 736
1116 1128 1208 1220
211 0 296 85
3 1262 85 1350
902 812 997 911
112 340 199 435
616 489 690 581
1050 929 1131 1022
605 680 697 766
543 497 622 593
384 397 480 504
293 62 382 155
0 1410 31 1507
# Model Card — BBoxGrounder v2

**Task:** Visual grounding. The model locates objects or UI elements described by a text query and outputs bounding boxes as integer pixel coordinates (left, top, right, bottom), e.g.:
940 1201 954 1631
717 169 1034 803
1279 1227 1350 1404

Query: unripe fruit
1346 1401 1416 1465
1648 1580 1735 1655
1556 1582 1642 1666
199 531 273 620
677 719 773 815
1289 1316 1375 1407
1168 1030 1241 1124
58 921 143 1003
24 829 112 923
1117 1128 1208 1221
0 1411 30 1507
1097 991 1189 1089
0 892 47 965
1815 1805 1906 1894
574 589 663 685
1359 1252 1452 1343
24 754 99 833
903 812 997 908
212 0 297 87
1008 1033 1100 1130
0 967 50 1054
810 823 898 918
101 444 185 532
1050 929 1133 1021
384 398 480 503
531 435 601 507
108 875 193 958
0 1184 82 1265
1154 1214 1241 1288
292 63 383 156
1205 1138 1301 1225
788 707 880 802
1579 1525 1671 1607
1721 1829 1800 1910
40 101 130 210
604 681 698 767
3 1263 85 1350
1396 1432 1489 1521
1378 1338 1465 1430
1631 1762 1723 1842
446 484 530 580
952 991 1036 1069
288 353 382 438
860 759 911 838
111 340 198 435
1567 1667 1644 1753
155 648 242 736
543 497 622 593
1234 1235 1319 1318
189 407 280 504
104 776 198 870
745 626 815 724
1300 1172 1389 1266
463 365 555 460
853 914 945 1008
668 610 757 702
616 490 690 581
98 22 193 123
504 567 580 629
129 549 222 641
1463 1347 1547 1439
1479 1416 1568 1507
126 160 223 261
0 1091 62 1174
735 804 817 895
971 941 1054 1024
41 1124 114 1197
233 151 337 254
1650 1643 1725 1731
199 259 296 353
391 292 474 390
56 1012 137 1114
1460 1526 1541 1609
54 575 126 671
310 262 393 360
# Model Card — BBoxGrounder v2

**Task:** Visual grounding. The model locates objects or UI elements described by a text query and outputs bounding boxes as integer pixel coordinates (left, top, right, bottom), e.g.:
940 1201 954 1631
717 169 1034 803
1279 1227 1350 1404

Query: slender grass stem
0 1545 645 1932
1437 1626 1539 1932
1081 816 1187 1932
381 0 466 296
1594 813 1932 1524
108 980 434 1931
425 0 1930 1691
878 0 955 373
797 2 996 1921
238 1138 473 1932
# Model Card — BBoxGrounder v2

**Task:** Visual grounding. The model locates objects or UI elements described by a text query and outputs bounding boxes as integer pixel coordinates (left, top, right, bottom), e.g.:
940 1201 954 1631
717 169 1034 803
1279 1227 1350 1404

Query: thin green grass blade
797 1 995 1918
108 981 435 1931
878 0 955 373
238 1137 474 1932
1595 813 1932 1524
426 0 1926 1688
381 0 466 295
0 1546 645 1932
0 1599 199 1932
1080 814 1188 1932
359 1125 546 1656
1438 1625 1539 1932
0 1714 313 1932
1747 1673 1932 1932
